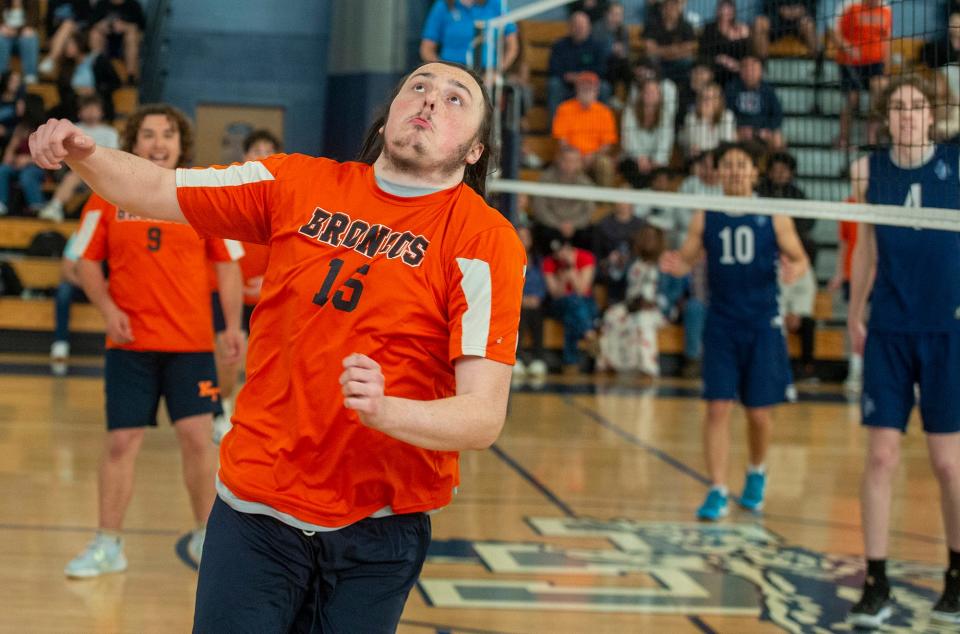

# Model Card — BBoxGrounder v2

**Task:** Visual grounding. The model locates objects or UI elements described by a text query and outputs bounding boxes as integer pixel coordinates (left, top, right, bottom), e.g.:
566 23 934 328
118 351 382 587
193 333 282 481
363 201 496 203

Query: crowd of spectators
0 0 145 219
415 0 959 379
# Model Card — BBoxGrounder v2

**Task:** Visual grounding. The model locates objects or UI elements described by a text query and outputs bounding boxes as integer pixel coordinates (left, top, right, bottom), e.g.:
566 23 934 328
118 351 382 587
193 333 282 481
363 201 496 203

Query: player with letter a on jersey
847 76 960 629
661 141 808 523
63 105 244 579
31 61 525 632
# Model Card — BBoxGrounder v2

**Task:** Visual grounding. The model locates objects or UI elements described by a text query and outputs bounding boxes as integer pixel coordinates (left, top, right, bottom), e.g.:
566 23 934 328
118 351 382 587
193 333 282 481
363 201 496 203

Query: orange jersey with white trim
74 193 238 351
175 155 526 527
835 2 891 66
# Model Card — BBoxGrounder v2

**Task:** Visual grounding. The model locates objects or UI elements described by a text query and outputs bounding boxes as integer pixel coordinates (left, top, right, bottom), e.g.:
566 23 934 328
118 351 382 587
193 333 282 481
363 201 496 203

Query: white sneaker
38 57 54 75
38 200 64 222
23 74 37 85
188 528 205 564
65 534 127 578
212 414 232 445
512 359 527 378
50 340 70 361
0 202 8 217
527 359 548 377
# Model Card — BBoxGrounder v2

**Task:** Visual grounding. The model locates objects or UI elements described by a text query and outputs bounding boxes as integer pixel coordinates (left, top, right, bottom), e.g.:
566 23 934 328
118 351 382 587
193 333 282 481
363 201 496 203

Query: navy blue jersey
866 145 960 332
703 211 780 326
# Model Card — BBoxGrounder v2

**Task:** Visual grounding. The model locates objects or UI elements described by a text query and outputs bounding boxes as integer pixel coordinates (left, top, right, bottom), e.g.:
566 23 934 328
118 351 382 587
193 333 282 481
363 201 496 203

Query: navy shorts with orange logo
104 349 220 429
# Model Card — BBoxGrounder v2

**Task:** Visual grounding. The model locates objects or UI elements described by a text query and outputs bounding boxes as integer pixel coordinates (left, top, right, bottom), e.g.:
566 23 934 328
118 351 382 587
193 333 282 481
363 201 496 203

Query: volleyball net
476 0 960 234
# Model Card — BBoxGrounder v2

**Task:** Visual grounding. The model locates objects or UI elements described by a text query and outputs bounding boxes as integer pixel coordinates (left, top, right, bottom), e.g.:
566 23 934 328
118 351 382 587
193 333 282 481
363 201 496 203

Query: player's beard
383 133 474 184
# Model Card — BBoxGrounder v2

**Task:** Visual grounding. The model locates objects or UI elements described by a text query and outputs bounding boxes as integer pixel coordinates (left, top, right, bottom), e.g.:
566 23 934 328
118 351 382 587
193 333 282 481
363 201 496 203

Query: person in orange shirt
552 71 618 185
829 0 892 148
63 105 244 579
209 128 281 444
30 61 525 632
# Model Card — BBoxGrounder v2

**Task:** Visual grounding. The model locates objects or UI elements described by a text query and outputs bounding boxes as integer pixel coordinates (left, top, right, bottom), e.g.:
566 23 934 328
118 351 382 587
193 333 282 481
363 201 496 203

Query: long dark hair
356 60 497 198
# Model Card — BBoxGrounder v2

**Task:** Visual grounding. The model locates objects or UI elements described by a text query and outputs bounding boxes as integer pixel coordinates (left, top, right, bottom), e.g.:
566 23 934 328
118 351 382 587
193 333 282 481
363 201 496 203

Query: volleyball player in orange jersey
210 128 281 444
62 105 244 579
31 61 525 631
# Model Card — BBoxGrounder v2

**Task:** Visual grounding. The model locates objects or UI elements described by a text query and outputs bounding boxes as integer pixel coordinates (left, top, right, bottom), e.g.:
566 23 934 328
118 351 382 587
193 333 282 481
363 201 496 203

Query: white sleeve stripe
176 161 275 188
72 210 103 257
456 258 492 357
223 239 245 260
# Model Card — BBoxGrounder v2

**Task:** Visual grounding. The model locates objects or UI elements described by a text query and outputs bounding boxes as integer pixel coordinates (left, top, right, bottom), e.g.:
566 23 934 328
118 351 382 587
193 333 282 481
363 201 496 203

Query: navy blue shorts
211 292 226 334
840 63 884 92
194 497 431 633
702 315 793 407
104 349 220 429
862 331 960 433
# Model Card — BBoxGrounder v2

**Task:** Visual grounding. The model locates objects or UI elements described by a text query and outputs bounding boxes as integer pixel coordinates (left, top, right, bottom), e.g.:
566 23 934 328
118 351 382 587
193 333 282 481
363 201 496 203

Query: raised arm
30 119 184 223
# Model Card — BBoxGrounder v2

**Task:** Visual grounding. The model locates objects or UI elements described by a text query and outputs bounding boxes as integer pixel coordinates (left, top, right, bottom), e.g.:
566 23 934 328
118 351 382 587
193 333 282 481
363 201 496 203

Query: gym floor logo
420 518 948 633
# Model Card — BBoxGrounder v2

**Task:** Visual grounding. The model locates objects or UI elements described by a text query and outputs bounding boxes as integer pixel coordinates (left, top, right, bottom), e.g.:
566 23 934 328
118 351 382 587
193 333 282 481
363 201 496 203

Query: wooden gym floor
0 355 953 633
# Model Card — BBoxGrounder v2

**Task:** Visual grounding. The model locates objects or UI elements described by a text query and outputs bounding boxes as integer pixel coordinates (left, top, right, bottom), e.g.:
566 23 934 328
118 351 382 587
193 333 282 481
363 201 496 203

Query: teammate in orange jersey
62 105 244 579
31 61 525 631
210 128 281 444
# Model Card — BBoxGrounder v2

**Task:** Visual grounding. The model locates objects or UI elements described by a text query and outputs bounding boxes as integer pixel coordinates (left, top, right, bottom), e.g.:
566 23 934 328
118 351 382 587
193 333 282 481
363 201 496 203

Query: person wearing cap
547 11 609 118
552 70 618 186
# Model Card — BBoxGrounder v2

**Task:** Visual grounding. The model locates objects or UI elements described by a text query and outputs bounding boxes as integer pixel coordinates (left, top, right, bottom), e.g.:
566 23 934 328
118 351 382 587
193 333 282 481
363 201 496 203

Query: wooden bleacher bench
0 297 103 333
0 217 78 250
519 20 567 48
2 256 60 289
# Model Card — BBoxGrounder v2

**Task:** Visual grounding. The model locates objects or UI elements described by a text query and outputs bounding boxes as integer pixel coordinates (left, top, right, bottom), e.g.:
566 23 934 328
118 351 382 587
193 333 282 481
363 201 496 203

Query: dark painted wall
161 1 331 156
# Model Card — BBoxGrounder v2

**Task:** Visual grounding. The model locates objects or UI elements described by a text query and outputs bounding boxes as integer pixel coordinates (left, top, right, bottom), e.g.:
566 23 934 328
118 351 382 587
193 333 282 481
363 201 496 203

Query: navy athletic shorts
193 497 431 633
862 331 960 433
702 314 794 408
104 349 219 429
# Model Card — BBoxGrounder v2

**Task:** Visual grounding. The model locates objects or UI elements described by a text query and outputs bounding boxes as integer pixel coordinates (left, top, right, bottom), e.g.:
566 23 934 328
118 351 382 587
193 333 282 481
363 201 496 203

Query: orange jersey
175 155 526 527
552 99 618 156
839 220 859 280
835 2 891 66
239 242 270 306
74 193 239 352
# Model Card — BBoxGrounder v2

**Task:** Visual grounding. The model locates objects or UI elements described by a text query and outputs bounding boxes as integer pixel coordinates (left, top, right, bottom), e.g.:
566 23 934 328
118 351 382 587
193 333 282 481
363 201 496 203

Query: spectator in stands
531 144 596 250
419 0 519 79
50 231 86 374
920 13 960 140
0 0 39 83
547 11 608 117
592 2 632 104
828 0 891 149
597 224 665 376
0 106 43 215
642 0 697 87
514 222 548 382
39 94 117 222
89 0 145 84
0 69 23 149
619 77 674 188
753 0 819 60
38 1 93 77
50 29 121 122
725 55 784 148
758 151 818 381
569 0 609 24
543 237 598 372
552 70 618 186
700 0 751 87
681 82 736 157
631 58 678 120
592 187 645 303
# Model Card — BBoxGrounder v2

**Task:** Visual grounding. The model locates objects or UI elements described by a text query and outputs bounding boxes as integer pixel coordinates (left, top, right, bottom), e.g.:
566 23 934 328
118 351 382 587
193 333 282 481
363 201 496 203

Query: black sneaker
932 569 960 624
848 578 893 629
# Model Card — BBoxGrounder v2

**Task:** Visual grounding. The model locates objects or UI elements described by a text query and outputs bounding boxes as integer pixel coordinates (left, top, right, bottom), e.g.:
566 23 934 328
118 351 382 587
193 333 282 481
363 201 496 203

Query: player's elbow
470 415 507 450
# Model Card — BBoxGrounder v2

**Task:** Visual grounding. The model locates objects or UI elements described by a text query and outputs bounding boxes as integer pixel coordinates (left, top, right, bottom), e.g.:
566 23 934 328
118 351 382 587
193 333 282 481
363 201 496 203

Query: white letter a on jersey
903 183 922 208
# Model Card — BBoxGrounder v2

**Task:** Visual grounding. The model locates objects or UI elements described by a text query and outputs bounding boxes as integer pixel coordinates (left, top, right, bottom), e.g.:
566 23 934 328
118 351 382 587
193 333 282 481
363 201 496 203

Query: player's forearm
375 392 508 451
77 260 117 317
66 146 183 223
848 231 875 324
215 262 243 330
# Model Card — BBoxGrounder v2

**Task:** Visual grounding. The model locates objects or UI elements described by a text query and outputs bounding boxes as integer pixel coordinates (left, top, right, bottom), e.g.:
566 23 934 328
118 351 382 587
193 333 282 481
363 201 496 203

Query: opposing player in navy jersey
847 76 960 628
661 142 808 522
